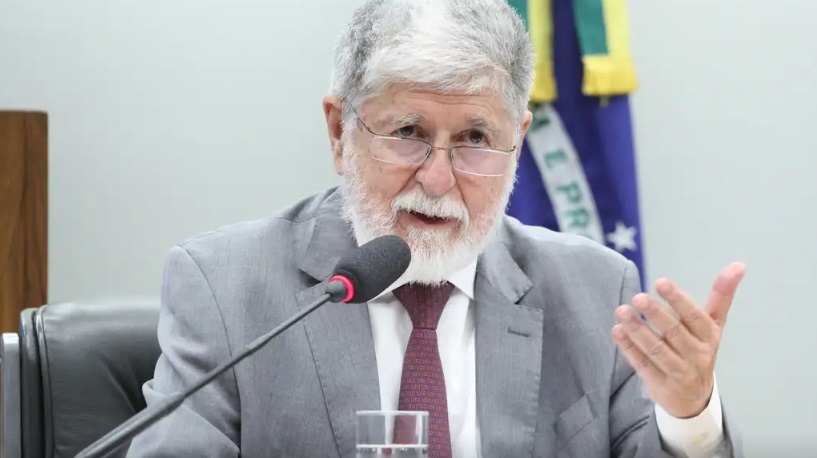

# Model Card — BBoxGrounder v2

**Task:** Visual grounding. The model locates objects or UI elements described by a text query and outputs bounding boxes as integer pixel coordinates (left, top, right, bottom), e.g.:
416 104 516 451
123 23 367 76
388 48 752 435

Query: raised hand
611 263 746 418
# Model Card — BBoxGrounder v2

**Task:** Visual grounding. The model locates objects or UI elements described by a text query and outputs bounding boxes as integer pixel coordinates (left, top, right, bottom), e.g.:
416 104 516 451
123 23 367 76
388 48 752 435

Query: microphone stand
76 282 345 458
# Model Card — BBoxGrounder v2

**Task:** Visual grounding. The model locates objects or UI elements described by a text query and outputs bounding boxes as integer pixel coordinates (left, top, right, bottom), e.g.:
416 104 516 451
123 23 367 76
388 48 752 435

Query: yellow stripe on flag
527 0 556 103
581 0 638 96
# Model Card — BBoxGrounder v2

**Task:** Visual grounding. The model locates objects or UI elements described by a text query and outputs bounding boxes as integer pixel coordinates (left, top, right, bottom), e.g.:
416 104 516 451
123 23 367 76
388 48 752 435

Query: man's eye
394 126 418 139
465 130 487 146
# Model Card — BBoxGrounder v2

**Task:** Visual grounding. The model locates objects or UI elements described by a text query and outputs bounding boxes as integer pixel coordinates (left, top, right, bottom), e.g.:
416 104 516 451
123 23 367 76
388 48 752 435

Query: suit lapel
475 234 594 458
474 241 543 457
296 191 381 457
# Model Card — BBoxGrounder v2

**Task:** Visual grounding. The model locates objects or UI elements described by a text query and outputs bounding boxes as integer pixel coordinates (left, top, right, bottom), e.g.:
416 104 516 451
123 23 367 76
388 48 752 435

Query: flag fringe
581 54 638 96
580 0 638 96
528 0 557 102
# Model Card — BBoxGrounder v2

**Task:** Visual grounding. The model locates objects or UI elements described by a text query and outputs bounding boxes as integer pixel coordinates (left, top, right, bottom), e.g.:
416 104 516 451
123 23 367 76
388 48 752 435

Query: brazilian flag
506 0 646 285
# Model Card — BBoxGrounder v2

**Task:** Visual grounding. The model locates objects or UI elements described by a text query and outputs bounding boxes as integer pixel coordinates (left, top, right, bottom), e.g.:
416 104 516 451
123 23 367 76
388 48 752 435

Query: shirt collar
371 258 478 302
444 258 477 300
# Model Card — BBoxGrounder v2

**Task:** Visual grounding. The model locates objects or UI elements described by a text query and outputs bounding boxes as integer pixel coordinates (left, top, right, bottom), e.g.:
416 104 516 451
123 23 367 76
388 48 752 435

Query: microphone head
327 235 411 303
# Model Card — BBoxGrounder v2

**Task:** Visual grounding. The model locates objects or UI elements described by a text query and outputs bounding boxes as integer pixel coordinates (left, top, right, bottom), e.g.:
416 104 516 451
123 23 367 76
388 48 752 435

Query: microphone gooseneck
75 235 411 458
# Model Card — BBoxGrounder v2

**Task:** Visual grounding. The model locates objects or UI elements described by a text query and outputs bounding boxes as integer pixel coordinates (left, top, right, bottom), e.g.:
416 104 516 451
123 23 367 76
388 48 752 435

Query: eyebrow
381 113 425 126
468 115 500 137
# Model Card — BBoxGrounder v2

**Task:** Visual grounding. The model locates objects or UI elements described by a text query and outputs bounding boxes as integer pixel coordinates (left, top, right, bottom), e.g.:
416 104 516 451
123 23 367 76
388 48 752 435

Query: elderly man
127 0 745 457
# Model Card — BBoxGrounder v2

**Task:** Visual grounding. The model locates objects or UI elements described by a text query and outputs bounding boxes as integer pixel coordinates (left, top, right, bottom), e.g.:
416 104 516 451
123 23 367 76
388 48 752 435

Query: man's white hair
329 0 534 127
331 0 531 284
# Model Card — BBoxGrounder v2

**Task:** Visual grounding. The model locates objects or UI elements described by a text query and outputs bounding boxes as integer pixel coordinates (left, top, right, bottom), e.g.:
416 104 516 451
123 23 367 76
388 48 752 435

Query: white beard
339 141 515 286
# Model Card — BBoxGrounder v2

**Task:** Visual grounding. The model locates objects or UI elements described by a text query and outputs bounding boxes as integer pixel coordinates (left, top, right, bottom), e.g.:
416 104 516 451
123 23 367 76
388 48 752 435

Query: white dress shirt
367 260 726 458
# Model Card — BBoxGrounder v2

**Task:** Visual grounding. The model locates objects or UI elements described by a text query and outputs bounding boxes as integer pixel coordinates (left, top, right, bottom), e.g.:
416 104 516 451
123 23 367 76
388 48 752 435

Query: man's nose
415 147 456 197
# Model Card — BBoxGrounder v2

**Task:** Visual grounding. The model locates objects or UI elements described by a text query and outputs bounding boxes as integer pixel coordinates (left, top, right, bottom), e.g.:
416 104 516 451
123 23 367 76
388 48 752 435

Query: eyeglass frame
352 109 519 178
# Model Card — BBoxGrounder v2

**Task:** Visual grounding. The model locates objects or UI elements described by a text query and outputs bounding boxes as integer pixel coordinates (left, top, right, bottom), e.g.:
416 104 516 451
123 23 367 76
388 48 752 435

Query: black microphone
75 234 411 458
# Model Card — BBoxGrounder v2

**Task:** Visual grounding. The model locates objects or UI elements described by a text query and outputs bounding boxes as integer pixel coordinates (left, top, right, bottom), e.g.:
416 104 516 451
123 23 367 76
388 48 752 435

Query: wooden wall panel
0 111 47 333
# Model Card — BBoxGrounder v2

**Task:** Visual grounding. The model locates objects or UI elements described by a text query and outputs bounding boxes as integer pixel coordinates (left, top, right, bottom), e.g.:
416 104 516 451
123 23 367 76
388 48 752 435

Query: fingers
612 323 666 383
655 278 716 342
613 266 737 420
705 262 746 327
631 293 702 356
614 306 687 378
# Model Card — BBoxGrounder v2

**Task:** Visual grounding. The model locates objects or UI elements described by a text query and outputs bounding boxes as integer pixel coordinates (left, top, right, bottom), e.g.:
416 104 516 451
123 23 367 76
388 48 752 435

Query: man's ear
519 109 533 141
507 110 533 163
323 95 345 175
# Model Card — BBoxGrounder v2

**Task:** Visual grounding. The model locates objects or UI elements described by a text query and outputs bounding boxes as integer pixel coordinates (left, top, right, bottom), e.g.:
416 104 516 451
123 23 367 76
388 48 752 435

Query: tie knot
392 282 455 330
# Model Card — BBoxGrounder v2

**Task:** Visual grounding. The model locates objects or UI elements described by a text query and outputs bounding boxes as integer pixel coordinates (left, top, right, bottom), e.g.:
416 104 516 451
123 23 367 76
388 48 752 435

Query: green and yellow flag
508 0 638 102
506 0 646 287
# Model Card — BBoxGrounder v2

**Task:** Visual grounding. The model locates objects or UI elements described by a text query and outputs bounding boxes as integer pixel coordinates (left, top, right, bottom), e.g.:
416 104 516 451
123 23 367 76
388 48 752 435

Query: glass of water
356 410 429 457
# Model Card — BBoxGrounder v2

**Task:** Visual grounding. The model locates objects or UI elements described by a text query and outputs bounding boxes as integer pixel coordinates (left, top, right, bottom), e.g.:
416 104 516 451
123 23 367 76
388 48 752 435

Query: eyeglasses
354 114 516 177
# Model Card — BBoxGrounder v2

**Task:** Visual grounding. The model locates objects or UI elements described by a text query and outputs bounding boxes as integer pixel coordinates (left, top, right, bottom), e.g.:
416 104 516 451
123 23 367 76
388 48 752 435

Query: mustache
391 190 470 224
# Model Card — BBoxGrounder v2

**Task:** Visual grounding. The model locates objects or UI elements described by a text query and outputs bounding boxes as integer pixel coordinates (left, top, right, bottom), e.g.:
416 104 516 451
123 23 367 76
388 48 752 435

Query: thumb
706 262 746 328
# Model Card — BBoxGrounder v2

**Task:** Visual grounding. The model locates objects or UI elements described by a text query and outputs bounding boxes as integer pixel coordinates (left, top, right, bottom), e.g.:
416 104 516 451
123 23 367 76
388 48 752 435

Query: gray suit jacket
127 187 741 457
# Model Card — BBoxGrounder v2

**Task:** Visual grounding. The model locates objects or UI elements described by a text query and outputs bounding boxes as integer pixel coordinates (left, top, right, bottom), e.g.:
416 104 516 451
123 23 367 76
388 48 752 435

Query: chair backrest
10 298 161 458
20 308 43 458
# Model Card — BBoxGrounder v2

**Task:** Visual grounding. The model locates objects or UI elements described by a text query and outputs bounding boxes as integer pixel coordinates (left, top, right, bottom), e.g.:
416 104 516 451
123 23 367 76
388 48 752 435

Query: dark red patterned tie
392 282 455 458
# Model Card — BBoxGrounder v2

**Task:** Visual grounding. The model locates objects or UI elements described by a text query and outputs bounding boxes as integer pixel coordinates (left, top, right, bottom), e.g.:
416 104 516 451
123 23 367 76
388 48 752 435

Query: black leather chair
2 298 161 458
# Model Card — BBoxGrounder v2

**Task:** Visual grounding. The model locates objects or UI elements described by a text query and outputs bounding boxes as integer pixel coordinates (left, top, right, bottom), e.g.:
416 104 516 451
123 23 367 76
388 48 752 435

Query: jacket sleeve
127 246 241 457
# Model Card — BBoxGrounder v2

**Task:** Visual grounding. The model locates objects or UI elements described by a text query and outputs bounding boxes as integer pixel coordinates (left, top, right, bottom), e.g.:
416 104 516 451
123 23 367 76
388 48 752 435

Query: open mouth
406 210 453 226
